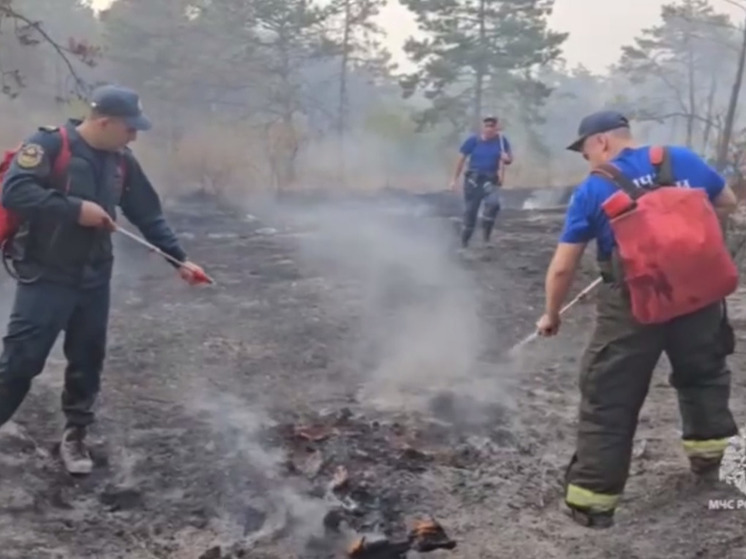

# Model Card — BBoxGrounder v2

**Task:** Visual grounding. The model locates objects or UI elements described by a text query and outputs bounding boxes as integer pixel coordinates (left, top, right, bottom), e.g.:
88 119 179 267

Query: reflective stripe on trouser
682 438 730 459
565 268 737 513
566 484 619 512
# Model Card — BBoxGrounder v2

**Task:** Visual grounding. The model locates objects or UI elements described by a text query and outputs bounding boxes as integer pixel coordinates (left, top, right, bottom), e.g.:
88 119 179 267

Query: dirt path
0 193 745 558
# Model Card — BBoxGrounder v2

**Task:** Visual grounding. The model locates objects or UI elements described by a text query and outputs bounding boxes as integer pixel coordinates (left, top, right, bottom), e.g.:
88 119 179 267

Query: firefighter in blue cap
0 84 206 475
536 109 740 528
450 116 512 248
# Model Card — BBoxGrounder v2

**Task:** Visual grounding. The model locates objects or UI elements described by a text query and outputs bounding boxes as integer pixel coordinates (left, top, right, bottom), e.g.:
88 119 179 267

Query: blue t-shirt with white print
560 145 725 259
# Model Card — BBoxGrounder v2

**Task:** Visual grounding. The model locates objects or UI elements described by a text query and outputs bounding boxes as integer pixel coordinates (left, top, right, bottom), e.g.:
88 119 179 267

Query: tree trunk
668 115 679 144
338 0 350 136
701 76 717 154
281 111 298 189
717 15 746 170
473 0 486 129
685 44 695 147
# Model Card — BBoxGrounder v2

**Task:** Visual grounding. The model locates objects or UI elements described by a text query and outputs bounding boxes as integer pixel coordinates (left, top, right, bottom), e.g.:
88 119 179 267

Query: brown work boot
59 427 93 475
690 456 722 483
561 501 614 529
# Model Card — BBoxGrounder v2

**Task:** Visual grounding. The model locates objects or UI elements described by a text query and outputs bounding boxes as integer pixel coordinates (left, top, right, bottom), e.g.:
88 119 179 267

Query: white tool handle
510 277 603 352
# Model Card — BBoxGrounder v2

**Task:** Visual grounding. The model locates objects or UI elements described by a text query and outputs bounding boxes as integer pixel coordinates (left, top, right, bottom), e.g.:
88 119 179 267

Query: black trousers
0 280 110 429
462 173 501 246
565 273 737 514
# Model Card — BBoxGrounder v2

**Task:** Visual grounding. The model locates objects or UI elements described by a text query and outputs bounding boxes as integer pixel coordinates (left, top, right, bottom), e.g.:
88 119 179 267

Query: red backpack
0 126 72 252
593 146 739 324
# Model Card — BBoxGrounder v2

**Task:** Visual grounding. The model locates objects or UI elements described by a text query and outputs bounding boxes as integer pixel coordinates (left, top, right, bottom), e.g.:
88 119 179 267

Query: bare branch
634 111 723 130
724 0 746 14
0 4 97 98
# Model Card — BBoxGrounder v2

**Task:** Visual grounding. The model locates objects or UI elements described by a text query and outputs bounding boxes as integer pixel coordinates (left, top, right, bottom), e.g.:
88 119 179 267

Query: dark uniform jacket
1 119 186 287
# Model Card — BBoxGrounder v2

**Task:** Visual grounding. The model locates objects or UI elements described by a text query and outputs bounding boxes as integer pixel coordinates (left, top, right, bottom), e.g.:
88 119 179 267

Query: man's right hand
78 201 114 230
536 312 561 336
450 179 459 192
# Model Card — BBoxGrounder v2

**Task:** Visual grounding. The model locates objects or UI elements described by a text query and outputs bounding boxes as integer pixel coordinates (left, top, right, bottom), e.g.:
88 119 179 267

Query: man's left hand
178 261 209 285
501 153 511 164
536 312 561 336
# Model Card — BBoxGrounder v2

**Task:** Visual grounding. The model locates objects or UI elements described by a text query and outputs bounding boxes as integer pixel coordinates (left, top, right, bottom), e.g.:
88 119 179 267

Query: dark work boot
60 426 93 475
690 456 722 483
482 221 494 243
562 502 614 529
461 228 473 248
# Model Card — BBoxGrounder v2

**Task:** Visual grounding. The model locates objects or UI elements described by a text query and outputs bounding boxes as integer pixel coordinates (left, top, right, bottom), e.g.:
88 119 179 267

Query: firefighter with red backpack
536 110 740 528
0 84 207 476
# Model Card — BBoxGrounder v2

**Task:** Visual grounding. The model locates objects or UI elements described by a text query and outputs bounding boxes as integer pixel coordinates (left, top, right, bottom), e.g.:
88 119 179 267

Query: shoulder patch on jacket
16 143 44 168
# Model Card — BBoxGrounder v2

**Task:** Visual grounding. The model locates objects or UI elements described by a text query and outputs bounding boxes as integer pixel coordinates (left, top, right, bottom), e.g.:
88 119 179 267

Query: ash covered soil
1 191 746 558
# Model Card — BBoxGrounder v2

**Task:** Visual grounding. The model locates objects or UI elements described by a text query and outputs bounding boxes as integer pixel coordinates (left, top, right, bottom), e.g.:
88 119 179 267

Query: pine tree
399 0 566 130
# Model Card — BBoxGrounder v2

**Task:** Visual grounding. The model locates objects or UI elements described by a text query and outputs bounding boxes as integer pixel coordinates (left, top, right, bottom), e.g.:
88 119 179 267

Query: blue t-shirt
560 145 725 259
460 134 512 175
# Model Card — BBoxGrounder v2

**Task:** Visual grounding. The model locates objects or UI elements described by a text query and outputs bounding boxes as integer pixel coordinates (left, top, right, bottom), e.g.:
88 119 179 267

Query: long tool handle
509 277 603 354
558 277 603 314
115 227 215 284
499 133 507 185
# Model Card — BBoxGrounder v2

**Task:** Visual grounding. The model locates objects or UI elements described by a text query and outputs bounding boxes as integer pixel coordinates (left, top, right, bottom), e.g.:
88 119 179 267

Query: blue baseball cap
89 85 151 131
567 110 629 152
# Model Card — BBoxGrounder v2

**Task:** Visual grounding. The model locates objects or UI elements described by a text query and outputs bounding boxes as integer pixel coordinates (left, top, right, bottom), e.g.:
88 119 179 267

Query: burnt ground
1 191 746 558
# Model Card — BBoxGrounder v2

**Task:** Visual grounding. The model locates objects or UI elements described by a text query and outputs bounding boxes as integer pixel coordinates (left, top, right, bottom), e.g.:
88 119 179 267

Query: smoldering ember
3 0 746 558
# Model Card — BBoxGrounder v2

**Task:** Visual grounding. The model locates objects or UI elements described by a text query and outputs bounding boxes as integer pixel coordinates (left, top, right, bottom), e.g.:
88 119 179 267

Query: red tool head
182 263 214 285
192 268 213 284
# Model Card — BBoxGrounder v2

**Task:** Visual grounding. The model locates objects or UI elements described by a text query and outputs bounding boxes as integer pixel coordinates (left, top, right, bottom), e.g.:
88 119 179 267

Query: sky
91 0 746 75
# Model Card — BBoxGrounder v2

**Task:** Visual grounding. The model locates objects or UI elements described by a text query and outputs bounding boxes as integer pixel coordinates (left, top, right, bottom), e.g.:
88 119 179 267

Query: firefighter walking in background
450 116 512 248
536 110 740 528
0 85 207 476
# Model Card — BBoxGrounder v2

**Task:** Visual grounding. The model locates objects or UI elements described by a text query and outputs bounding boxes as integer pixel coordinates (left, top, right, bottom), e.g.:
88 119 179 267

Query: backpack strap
47 126 72 194
591 163 646 200
51 126 71 177
650 145 673 186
